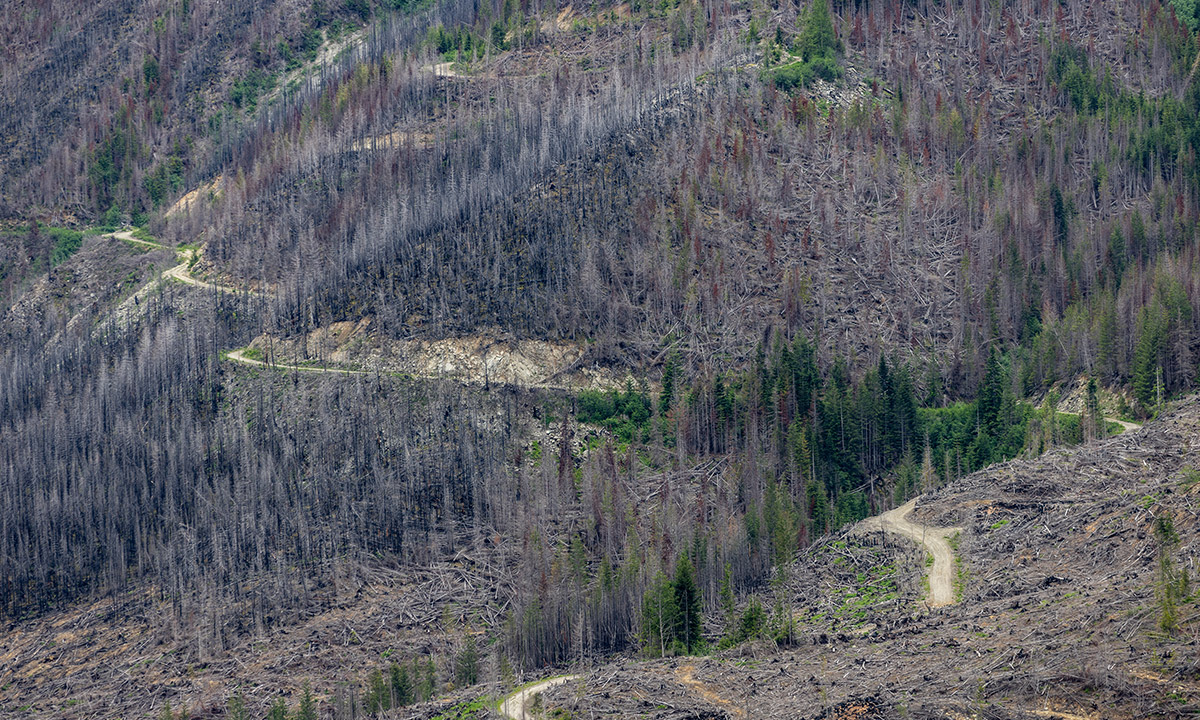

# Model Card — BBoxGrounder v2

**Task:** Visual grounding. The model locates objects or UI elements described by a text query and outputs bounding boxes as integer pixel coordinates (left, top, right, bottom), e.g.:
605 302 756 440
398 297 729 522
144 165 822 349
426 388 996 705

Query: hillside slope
4 398 1199 718
4 1 1200 718
535 396 1200 719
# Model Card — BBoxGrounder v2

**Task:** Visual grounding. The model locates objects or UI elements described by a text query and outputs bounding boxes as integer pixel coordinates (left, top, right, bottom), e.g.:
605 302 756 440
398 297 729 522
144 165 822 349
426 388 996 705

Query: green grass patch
119 238 154 254
130 227 159 243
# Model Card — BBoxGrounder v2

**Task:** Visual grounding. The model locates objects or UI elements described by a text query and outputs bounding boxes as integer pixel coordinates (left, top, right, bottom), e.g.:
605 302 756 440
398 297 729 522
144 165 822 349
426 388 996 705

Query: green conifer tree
640 571 678 657
1133 306 1167 409
390 662 412 706
672 553 703 653
266 697 288 720
227 691 249 720
797 0 839 62
977 348 1006 437
456 635 479 687
364 669 388 713
718 563 736 633
296 682 318 720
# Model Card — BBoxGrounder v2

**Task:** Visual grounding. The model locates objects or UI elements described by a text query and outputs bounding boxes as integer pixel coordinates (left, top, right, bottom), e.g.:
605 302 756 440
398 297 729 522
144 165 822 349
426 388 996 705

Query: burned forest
3 0 1200 718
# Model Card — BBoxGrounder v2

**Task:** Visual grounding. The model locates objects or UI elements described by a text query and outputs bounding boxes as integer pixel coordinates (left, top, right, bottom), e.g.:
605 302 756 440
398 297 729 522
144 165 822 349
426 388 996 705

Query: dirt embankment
240 325 634 392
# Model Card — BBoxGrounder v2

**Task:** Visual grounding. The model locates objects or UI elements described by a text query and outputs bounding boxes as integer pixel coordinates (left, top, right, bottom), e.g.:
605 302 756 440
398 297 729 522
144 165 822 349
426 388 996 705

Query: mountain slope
4 1 1200 718
535 397 1200 719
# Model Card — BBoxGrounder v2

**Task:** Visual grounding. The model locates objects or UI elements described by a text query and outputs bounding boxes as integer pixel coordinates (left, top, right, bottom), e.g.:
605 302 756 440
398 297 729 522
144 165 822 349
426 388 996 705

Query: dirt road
110 229 171 252
109 230 595 390
677 663 744 719
1104 416 1141 432
858 498 962 608
1044 406 1141 434
226 348 368 375
112 230 265 296
500 675 580 720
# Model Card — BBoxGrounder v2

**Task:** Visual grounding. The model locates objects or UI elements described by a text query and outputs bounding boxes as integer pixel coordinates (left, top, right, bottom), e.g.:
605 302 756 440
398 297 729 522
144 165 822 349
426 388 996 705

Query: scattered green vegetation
143 148 186 207
641 553 703 656
46 227 85 267
1154 514 1191 634
718 596 768 648
230 68 277 113
576 382 652 442
428 24 485 61
430 698 491 720
362 656 437 713
764 0 841 89
831 562 900 626
1178 467 1200 490
1170 0 1200 30
948 532 967 602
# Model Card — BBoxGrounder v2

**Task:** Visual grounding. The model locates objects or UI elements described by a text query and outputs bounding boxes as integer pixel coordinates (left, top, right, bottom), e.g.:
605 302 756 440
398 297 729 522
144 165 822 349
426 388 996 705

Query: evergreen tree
640 571 677 657
806 481 829 537
227 691 249 720
1107 226 1126 287
660 351 679 415
1155 515 1183 633
718 563 736 632
266 697 288 720
1133 306 1167 409
1169 0 1200 31
877 356 897 464
977 348 1006 436
364 669 389 713
1096 292 1119 377
422 657 437 700
672 553 703 653
390 662 412 707
788 419 810 485
296 682 318 720
456 635 479 687
892 363 917 460
735 597 767 643
1130 210 1147 262
764 480 798 568
797 0 839 62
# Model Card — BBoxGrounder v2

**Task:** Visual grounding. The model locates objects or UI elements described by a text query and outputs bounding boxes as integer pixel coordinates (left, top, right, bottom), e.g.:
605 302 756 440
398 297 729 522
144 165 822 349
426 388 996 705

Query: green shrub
577 383 652 441
230 69 276 112
48 228 85 267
